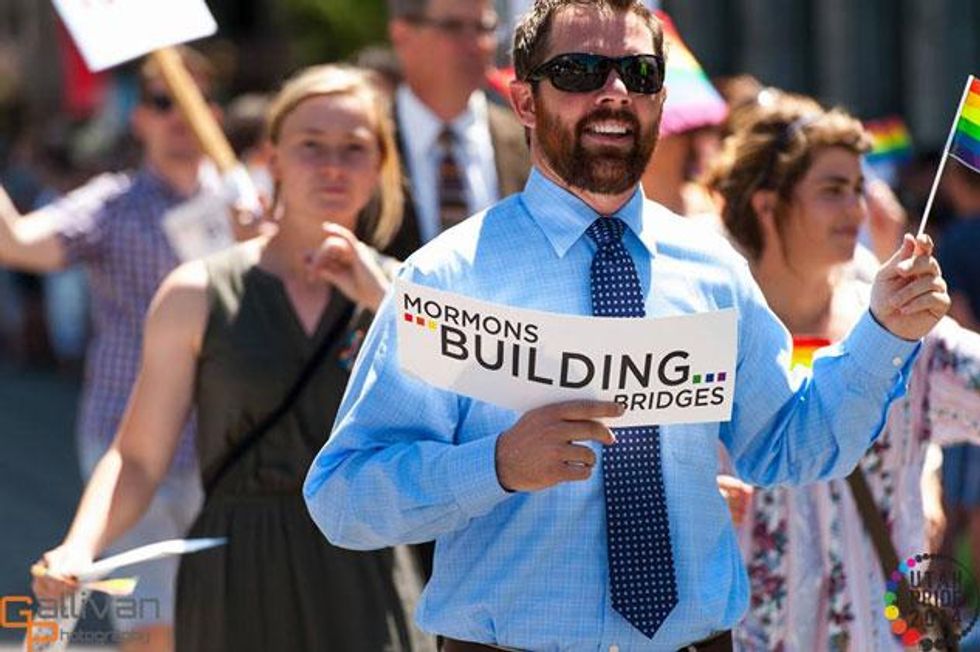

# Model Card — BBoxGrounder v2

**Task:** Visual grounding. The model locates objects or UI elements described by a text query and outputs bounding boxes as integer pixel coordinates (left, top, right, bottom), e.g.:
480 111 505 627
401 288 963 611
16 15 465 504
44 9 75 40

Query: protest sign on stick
51 0 261 219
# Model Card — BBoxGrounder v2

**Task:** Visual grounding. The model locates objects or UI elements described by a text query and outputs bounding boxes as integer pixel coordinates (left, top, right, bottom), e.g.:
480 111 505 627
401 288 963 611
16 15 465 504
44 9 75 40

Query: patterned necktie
586 217 678 639
437 125 469 232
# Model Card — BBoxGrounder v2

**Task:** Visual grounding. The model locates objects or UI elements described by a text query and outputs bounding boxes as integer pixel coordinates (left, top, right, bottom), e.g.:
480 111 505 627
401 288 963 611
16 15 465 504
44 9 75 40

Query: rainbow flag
950 76 980 173
791 336 832 370
656 10 727 137
864 116 913 186
865 116 913 167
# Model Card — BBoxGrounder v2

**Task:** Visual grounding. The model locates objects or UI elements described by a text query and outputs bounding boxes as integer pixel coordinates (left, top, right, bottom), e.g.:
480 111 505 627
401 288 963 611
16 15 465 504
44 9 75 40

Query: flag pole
917 75 975 237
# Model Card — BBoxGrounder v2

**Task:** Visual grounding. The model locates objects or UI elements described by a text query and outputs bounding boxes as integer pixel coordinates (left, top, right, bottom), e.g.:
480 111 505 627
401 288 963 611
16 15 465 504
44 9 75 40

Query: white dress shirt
396 84 500 244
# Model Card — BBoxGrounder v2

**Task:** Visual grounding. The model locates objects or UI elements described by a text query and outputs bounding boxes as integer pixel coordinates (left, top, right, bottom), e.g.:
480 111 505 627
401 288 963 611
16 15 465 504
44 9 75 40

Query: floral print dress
735 317 980 651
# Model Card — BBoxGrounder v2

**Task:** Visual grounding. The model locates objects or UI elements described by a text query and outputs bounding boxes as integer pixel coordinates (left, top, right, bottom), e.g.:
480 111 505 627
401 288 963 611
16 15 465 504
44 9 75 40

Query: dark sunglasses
526 53 665 95
407 14 499 37
141 92 215 114
141 92 177 113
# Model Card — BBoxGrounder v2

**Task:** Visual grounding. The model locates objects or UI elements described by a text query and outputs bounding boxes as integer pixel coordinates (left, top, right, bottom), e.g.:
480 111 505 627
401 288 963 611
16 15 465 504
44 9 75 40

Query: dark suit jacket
385 100 531 261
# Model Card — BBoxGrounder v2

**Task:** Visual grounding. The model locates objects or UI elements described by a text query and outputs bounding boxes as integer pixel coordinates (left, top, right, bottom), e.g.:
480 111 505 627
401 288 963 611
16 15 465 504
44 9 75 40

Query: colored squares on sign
428 320 437 331
692 371 728 385
404 313 413 322
416 316 425 326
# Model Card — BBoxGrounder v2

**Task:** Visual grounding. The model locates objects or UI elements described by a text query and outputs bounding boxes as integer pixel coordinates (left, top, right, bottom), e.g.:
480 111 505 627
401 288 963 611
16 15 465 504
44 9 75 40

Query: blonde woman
32 65 425 651
707 95 980 650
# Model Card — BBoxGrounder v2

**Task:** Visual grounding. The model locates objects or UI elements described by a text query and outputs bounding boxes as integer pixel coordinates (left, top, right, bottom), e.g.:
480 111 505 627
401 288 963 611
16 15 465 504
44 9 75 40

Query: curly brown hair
704 92 871 260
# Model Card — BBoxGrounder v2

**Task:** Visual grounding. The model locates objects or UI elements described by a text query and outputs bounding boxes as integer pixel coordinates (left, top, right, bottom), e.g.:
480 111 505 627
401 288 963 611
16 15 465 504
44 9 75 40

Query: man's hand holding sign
495 400 621 492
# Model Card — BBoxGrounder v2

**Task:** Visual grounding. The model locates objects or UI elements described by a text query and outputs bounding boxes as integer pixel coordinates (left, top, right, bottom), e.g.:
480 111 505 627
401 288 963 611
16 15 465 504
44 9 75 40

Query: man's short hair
513 0 664 81
386 0 430 19
138 45 215 98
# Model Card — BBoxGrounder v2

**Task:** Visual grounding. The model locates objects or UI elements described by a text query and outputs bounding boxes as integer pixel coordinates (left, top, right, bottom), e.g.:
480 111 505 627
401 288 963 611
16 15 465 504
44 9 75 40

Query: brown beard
535 100 660 195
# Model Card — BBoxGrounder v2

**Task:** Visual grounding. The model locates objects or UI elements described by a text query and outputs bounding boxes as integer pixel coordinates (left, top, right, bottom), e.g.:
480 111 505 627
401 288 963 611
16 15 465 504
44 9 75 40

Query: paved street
0 362 113 647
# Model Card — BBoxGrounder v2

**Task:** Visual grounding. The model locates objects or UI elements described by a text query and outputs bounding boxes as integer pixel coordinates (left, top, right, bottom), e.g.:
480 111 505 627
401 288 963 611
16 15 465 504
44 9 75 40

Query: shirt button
892 356 904 368
609 646 620 652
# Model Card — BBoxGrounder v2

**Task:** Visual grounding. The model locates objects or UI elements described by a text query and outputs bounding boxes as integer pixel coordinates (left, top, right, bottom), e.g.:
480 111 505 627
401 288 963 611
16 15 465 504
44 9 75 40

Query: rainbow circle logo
884 553 979 650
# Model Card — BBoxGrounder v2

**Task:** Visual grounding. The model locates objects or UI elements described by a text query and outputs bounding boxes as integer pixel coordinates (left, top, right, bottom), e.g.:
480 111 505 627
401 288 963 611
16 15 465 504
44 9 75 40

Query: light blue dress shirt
304 169 919 651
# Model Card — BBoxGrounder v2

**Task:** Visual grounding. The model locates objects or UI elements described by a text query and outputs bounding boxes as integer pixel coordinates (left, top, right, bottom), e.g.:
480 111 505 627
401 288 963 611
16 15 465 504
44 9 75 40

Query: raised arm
32 261 209 598
0 184 68 272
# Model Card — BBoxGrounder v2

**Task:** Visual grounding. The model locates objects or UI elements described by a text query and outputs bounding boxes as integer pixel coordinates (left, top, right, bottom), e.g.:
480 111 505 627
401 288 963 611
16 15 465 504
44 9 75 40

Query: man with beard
304 1 950 650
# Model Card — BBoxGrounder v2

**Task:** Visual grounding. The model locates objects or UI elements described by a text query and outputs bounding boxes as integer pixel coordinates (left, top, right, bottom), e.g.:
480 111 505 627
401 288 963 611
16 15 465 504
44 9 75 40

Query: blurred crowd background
1 0 979 649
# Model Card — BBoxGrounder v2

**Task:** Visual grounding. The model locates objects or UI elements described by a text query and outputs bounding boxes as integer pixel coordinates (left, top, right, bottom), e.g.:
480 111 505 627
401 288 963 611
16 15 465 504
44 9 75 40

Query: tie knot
438 126 456 149
587 217 626 247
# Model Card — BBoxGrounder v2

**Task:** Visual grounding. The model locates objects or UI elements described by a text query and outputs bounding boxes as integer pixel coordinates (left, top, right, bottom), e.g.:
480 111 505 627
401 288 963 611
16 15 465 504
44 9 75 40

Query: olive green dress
175 244 418 651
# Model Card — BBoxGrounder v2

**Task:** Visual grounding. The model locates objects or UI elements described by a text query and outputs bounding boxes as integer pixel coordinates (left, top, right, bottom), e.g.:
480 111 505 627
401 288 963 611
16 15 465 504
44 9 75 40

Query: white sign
52 0 218 72
163 190 235 262
395 279 737 427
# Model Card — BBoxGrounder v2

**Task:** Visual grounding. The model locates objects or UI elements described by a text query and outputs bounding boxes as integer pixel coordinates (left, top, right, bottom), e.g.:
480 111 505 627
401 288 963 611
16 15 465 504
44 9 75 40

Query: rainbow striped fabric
951 76 980 173
864 115 913 186
656 10 727 137
791 336 832 370
865 116 913 167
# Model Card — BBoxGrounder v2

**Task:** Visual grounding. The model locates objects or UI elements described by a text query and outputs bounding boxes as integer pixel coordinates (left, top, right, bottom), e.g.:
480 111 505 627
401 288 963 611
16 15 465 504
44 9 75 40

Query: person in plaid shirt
0 47 224 652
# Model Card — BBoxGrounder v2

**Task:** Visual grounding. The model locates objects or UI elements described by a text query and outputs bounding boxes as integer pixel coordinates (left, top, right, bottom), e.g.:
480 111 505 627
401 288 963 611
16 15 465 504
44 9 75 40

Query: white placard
52 0 218 72
395 279 737 427
162 190 235 262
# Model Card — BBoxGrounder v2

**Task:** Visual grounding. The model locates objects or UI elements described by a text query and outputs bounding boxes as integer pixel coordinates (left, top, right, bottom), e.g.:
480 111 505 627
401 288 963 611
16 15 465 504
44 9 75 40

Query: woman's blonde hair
266 64 403 249
704 91 871 260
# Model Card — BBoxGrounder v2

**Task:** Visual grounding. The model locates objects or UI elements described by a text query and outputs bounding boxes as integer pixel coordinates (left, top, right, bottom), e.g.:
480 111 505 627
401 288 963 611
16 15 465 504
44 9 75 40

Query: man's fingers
881 233 916 272
895 253 940 278
890 275 947 310
554 460 593 482
912 233 934 257
539 399 625 422
898 291 951 317
551 419 616 445
560 442 597 467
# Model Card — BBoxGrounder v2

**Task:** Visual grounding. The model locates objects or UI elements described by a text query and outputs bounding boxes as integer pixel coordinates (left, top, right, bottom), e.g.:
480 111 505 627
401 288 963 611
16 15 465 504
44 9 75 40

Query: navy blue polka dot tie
587 217 677 639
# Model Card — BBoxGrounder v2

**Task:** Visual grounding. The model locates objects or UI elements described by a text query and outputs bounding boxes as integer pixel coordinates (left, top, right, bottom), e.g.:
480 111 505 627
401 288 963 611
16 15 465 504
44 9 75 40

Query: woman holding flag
31 64 426 652
706 92 980 650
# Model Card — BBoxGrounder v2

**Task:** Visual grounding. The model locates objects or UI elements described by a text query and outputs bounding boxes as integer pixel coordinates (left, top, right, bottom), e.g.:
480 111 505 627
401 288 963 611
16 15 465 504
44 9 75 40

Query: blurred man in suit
385 0 531 260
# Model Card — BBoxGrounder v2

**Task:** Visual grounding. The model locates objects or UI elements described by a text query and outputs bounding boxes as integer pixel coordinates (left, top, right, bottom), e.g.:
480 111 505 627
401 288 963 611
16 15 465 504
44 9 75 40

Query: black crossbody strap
847 468 958 650
204 302 356 495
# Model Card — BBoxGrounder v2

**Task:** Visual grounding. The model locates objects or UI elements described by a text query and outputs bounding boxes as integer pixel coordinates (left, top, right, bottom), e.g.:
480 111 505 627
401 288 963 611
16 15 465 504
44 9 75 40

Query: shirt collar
135 163 212 201
396 84 487 154
519 168 657 258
